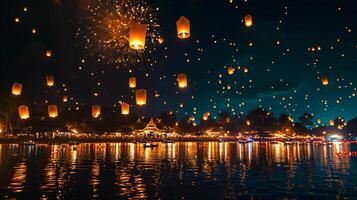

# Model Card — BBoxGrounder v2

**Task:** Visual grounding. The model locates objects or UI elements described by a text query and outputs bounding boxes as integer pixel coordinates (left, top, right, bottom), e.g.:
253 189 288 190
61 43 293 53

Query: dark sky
1 0 357 126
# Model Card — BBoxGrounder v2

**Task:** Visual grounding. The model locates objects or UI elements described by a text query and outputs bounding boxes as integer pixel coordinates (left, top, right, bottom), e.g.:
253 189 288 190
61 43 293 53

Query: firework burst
77 0 160 66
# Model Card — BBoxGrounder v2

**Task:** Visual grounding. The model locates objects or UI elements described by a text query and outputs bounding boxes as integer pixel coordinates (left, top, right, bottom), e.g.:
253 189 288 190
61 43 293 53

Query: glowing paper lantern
329 120 334 126
243 67 249 73
92 105 101 118
48 105 58 118
158 36 164 44
177 73 188 88
176 16 190 39
203 112 210 121
63 96 68 103
135 89 147 105
244 15 253 27
321 76 329 86
246 120 251 126
46 50 52 57
121 103 130 115
129 77 136 88
46 76 54 87
129 23 147 50
18 105 30 120
227 67 235 75
12 82 22 96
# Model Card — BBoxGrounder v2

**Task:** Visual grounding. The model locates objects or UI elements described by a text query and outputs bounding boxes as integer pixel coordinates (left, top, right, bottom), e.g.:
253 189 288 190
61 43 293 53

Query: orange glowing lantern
158 36 164 44
12 82 22 96
177 73 188 88
129 23 147 50
176 16 190 39
63 96 68 103
129 77 136 88
135 89 147 106
321 76 329 86
203 112 210 121
46 76 54 87
121 103 130 115
243 67 249 73
92 105 101 118
329 120 334 126
246 120 251 126
227 67 235 75
46 50 52 57
48 105 58 118
18 105 30 120
244 15 253 27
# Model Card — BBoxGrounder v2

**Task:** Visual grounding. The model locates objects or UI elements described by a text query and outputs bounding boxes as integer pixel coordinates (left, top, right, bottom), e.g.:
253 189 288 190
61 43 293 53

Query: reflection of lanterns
18 105 30 119
244 15 253 27
46 76 54 87
329 120 334 126
203 112 210 120
121 103 130 115
227 67 235 75
63 96 68 103
321 76 329 86
12 82 22 96
135 89 147 105
48 105 58 118
243 67 249 73
92 105 101 118
46 50 52 57
176 16 190 39
177 73 188 88
129 23 147 50
129 77 136 88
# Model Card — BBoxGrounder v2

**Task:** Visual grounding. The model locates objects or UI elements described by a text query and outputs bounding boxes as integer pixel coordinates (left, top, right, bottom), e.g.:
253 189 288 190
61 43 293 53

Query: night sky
1 0 357 125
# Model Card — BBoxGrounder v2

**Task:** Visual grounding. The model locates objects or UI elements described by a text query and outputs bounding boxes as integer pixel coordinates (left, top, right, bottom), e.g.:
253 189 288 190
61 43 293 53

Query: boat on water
143 143 158 148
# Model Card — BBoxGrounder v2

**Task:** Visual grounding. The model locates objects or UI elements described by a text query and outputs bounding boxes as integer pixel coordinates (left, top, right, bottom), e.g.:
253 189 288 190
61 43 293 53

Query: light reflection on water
0 142 356 199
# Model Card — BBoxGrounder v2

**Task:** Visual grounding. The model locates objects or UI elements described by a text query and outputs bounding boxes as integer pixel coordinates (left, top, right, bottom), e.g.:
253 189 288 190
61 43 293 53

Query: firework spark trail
77 0 160 66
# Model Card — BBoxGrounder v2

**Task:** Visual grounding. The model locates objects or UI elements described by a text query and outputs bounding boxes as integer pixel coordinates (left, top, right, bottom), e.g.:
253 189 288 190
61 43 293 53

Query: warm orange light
129 23 147 50
92 105 101 118
121 103 130 115
203 112 210 121
176 16 190 39
18 105 30 120
48 105 58 118
129 77 136 88
177 73 188 88
227 67 235 75
321 76 329 86
135 89 147 106
12 82 22 96
158 36 164 44
246 120 251 126
329 120 334 126
46 50 52 57
46 76 54 87
244 15 253 27
63 96 68 103
243 67 249 73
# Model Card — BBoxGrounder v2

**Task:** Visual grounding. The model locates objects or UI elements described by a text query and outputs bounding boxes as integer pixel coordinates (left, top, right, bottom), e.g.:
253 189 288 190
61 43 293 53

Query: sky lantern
12 82 22 96
136 89 147 105
129 77 136 88
329 120 334 126
177 73 188 88
157 36 164 44
46 50 52 57
203 112 210 120
46 76 54 87
121 102 130 115
129 22 147 50
18 105 30 120
246 120 251 126
243 67 249 73
321 76 329 86
63 96 68 103
244 14 253 27
176 16 190 39
227 67 235 75
92 105 101 118
48 105 58 118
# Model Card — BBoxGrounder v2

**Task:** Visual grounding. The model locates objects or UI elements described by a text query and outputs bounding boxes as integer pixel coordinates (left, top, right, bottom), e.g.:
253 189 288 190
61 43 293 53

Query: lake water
0 142 356 199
